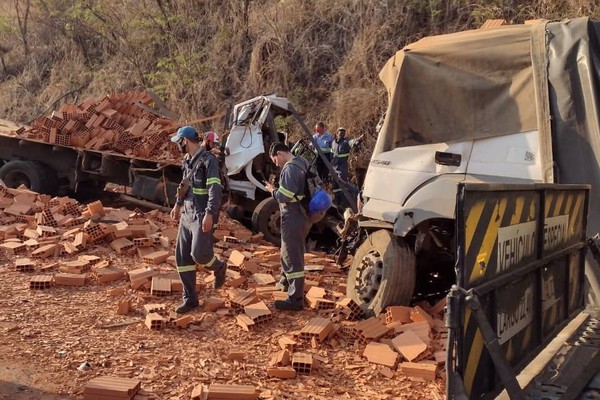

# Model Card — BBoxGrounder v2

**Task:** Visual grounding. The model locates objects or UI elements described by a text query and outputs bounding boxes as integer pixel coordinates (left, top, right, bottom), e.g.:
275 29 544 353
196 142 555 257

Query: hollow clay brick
363 342 399 368
400 362 437 381
267 367 296 379
207 384 256 400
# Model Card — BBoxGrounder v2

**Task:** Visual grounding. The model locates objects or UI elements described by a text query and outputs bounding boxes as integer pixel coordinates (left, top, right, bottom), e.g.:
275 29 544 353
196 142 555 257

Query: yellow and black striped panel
458 186 588 399
568 251 584 315
462 303 493 398
463 190 539 289
543 189 586 256
462 274 537 398
541 260 566 340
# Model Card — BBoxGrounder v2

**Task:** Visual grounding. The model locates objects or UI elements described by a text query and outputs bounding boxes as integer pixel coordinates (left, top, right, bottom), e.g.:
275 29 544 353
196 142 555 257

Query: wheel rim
354 250 384 304
3 170 31 189
266 210 281 238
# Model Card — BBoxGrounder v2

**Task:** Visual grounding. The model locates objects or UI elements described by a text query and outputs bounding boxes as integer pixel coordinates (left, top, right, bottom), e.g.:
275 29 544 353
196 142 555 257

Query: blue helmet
309 188 332 214
170 126 198 142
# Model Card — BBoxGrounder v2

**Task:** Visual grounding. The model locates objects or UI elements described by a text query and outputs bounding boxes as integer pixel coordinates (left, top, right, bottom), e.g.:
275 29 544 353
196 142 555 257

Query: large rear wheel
346 229 416 316
0 160 54 194
251 197 281 246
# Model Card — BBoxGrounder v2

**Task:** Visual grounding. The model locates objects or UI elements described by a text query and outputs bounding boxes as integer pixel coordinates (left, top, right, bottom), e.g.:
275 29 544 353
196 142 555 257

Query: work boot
177 270 198 313
213 260 227 289
274 299 304 311
175 301 199 314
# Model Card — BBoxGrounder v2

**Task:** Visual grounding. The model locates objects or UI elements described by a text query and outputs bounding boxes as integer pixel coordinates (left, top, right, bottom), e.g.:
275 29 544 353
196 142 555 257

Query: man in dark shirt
170 126 227 314
265 143 311 311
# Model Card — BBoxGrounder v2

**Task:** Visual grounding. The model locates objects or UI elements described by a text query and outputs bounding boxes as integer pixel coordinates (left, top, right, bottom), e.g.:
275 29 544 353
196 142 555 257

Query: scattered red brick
83 375 141 399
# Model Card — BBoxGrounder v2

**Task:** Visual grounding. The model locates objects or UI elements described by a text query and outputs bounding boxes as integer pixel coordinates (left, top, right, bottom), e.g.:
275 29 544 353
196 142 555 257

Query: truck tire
347 229 416 316
252 197 281 246
0 160 51 194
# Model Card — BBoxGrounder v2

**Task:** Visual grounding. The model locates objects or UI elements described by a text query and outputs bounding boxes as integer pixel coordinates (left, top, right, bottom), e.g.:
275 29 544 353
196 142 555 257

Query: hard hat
309 188 332 214
170 126 198 142
337 127 346 133
204 130 219 144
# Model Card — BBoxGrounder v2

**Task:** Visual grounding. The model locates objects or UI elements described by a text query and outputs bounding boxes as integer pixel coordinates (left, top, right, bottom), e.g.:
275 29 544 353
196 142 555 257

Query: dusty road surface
0 345 74 400
0 190 446 400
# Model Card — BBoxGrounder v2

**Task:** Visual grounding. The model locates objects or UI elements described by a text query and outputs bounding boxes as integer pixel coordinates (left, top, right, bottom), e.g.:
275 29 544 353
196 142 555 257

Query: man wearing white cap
170 126 227 314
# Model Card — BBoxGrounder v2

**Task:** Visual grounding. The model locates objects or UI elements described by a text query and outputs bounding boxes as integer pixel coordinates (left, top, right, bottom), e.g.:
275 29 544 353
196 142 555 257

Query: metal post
446 286 469 400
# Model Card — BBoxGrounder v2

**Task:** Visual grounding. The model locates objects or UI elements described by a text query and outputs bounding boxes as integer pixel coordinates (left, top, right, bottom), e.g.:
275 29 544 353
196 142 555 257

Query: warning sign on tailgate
497 286 533 345
497 221 536 274
543 215 569 252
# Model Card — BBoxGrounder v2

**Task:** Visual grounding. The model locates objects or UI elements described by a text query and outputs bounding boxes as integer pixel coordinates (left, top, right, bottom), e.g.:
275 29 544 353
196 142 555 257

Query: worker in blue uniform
170 127 227 314
312 121 334 182
331 127 361 206
265 143 311 311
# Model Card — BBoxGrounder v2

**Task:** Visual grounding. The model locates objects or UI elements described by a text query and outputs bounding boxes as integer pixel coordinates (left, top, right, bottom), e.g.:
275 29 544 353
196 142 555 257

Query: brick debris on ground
0 186 447 399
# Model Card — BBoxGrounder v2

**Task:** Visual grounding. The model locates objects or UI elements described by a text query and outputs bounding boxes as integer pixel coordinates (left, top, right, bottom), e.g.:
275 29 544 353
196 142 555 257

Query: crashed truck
221 95 351 245
345 17 600 399
0 95 348 245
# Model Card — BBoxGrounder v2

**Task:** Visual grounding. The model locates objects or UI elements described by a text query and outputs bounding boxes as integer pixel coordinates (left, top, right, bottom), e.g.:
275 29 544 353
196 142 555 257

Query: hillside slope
0 0 597 150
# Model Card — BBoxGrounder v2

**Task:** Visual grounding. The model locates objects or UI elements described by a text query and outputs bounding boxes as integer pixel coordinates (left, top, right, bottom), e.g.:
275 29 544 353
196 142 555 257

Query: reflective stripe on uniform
206 177 221 186
192 187 208 195
290 194 306 203
278 185 295 199
203 256 217 268
336 153 350 158
333 188 342 193
320 147 332 153
285 271 304 279
177 265 196 273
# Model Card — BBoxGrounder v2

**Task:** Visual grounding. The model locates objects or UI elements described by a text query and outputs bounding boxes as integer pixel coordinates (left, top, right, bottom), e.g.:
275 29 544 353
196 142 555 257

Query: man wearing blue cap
170 126 227 314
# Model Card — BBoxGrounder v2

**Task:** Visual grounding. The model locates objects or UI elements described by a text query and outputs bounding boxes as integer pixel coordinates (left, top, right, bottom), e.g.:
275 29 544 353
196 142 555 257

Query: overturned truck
0 94 348 245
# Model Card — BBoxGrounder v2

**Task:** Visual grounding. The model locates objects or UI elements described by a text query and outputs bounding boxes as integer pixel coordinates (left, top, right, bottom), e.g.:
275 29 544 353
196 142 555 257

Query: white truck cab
348 17 600 315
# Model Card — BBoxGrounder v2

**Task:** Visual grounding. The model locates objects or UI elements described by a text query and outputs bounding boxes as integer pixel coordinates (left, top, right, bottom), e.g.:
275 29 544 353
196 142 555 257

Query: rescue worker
265 143 311 311
170 126 227 314
331 127 361 206
312 121 334 182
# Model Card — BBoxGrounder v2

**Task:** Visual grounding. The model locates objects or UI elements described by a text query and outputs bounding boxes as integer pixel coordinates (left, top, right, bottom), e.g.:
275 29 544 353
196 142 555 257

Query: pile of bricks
259 295 447 381
1 184 449 394
12 91 183 162
0 186 262 298
354 302 448 381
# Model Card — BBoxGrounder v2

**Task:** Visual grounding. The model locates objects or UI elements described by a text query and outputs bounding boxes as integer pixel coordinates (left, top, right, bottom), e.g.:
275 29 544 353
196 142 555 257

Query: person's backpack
191 150 230 209
290 158 332 223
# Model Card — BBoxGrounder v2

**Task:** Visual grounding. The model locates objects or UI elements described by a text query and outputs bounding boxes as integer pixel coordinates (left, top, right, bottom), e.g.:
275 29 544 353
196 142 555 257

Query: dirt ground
0 200 446 400
0 345 73 400
0 261 446 400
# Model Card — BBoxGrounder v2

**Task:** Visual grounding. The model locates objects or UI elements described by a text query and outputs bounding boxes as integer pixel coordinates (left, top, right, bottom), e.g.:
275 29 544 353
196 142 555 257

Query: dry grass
0 0 599 152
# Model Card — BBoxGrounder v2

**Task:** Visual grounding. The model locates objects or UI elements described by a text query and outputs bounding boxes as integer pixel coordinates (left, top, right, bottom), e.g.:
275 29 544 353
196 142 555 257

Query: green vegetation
0 0 597 153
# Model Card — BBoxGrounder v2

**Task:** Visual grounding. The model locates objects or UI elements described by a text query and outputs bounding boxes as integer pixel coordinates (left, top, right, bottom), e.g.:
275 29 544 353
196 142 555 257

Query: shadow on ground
0 380 72 400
